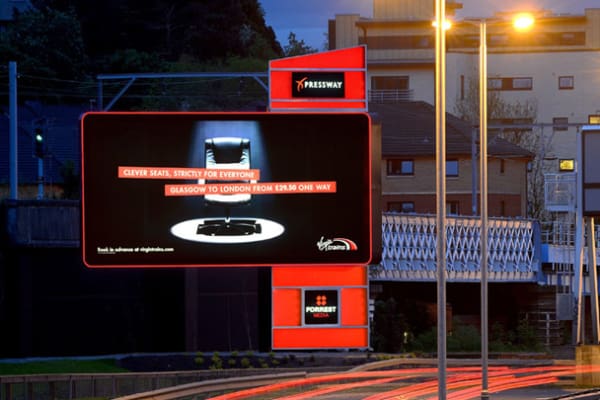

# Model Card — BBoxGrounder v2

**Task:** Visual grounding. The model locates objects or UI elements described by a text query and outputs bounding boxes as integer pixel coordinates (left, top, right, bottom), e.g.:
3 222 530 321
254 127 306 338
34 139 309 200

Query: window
488 77 532 91
446 201 460 216
488 78 502 90
559 159 575 172
446 160 459 177
559 32 584 45
371 76 411 101
371 76 409 90
500 159 505 174
489 117 533 129
589 115 600 125
513 78 533 90
460 75 465 100
500 200 506 217
558 76 574 90
553 117 569 131
363 35 434 50
388 201 415 213
489 34 509 46
387 159 413 176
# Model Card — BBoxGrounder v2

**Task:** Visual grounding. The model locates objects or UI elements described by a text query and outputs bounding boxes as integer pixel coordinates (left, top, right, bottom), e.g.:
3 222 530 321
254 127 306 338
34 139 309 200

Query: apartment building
372 101 532 217
329 0 600 175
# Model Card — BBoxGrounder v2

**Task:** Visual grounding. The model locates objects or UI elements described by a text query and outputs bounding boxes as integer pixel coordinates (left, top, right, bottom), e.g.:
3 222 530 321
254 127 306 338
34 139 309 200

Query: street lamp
475 13 534 400
434 1 447 399
434 10 534 400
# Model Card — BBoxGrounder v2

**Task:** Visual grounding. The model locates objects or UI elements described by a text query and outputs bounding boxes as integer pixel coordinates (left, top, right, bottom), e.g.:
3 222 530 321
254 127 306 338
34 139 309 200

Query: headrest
205 137 250 163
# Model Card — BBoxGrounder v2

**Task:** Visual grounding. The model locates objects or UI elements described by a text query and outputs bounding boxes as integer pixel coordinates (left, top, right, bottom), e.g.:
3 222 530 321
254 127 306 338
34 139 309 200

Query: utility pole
9 61 18 200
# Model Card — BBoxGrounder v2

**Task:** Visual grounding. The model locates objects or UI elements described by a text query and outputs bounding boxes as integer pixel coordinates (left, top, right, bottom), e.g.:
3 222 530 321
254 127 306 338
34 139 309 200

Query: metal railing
368 89 413 103
375 213 540 282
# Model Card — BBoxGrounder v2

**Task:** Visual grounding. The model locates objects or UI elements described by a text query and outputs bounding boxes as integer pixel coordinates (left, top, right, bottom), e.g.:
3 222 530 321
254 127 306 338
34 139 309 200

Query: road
204 363 593 400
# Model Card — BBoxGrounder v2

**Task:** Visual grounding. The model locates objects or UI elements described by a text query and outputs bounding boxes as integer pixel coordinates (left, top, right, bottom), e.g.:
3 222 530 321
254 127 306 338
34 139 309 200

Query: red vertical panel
272 289 301 326
341 288 368 326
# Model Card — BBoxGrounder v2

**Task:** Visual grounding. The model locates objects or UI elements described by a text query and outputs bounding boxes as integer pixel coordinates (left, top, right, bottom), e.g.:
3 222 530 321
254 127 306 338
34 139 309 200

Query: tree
30 0 282 66
0 5 88 99
454 75 549 220
283 32 317 57
5 0 282 109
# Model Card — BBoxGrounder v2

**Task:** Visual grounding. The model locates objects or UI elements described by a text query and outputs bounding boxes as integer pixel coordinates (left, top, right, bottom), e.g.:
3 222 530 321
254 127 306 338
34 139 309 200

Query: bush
411 328 437 352
240 357 251 368
515 318 542 351
194 352 205 367
447 324 481 352
209 352 223 370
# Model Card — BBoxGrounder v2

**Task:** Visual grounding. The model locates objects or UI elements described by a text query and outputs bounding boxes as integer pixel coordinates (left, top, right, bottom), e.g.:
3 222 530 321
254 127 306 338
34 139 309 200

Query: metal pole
472 127 478 215
9 61 18 200
97 80 103 111
576 128 585 344
37 158 43 200
588 217 600 343
479 20 489 400
435 0 447 399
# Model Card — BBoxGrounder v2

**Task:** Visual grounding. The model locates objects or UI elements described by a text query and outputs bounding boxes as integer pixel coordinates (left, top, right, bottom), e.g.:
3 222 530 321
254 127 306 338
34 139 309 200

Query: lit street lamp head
513 12 535 31
432 19 452 30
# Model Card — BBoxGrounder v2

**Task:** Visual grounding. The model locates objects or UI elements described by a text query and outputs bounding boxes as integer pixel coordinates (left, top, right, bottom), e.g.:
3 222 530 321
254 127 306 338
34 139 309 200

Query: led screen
81 112 372 267
304 289 339 325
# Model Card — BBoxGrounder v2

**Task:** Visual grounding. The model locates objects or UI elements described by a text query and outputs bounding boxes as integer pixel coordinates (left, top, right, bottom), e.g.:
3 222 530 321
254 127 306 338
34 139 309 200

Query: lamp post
434 0 447 399
433 10 534 400
475 13 534 400
478 19 489 400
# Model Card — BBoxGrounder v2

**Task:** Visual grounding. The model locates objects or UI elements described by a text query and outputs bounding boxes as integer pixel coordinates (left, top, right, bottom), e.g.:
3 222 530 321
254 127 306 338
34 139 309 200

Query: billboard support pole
9 61 18 200
588 217 600 344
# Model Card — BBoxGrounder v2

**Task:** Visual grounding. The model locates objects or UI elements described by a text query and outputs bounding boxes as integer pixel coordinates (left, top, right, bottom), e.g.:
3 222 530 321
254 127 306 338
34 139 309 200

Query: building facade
329 0 600 175
372 101 532 217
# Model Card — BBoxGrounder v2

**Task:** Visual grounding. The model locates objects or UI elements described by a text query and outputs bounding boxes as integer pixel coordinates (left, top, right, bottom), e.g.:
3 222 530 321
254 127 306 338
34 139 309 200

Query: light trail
206 364 600 400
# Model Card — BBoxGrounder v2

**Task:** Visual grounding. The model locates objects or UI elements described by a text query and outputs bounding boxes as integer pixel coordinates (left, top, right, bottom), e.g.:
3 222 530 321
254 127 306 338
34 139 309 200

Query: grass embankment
0 358 128 375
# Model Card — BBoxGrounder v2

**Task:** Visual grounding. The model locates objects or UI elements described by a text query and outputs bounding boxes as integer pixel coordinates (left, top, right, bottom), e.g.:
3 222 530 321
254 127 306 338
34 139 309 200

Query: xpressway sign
268 45 367 111
292 72 344 98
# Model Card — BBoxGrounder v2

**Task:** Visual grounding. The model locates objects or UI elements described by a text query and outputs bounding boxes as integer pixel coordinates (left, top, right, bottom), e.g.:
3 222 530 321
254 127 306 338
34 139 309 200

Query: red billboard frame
269 46 367 111
80 111 372 268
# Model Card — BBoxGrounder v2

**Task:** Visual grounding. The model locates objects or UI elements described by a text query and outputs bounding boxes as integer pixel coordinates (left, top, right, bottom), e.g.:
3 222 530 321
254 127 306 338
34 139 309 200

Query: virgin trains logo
317 236 358 251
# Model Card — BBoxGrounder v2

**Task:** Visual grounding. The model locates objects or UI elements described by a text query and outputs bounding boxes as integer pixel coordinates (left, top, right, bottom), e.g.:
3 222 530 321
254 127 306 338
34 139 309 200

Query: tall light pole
434 0 447 399
476 13 534 400
478 19 489 400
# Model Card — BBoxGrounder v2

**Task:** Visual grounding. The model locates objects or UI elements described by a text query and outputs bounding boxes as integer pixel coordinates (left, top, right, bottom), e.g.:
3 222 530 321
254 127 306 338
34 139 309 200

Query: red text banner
164 181 336 196
118 166 260 180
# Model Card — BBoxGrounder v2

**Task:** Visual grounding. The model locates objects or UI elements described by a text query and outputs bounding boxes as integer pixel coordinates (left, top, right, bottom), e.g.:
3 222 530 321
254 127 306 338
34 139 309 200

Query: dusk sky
260 0 599 50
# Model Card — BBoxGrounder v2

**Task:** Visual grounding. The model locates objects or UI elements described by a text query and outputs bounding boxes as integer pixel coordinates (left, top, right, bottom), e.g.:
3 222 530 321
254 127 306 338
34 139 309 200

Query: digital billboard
81 112 372 267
